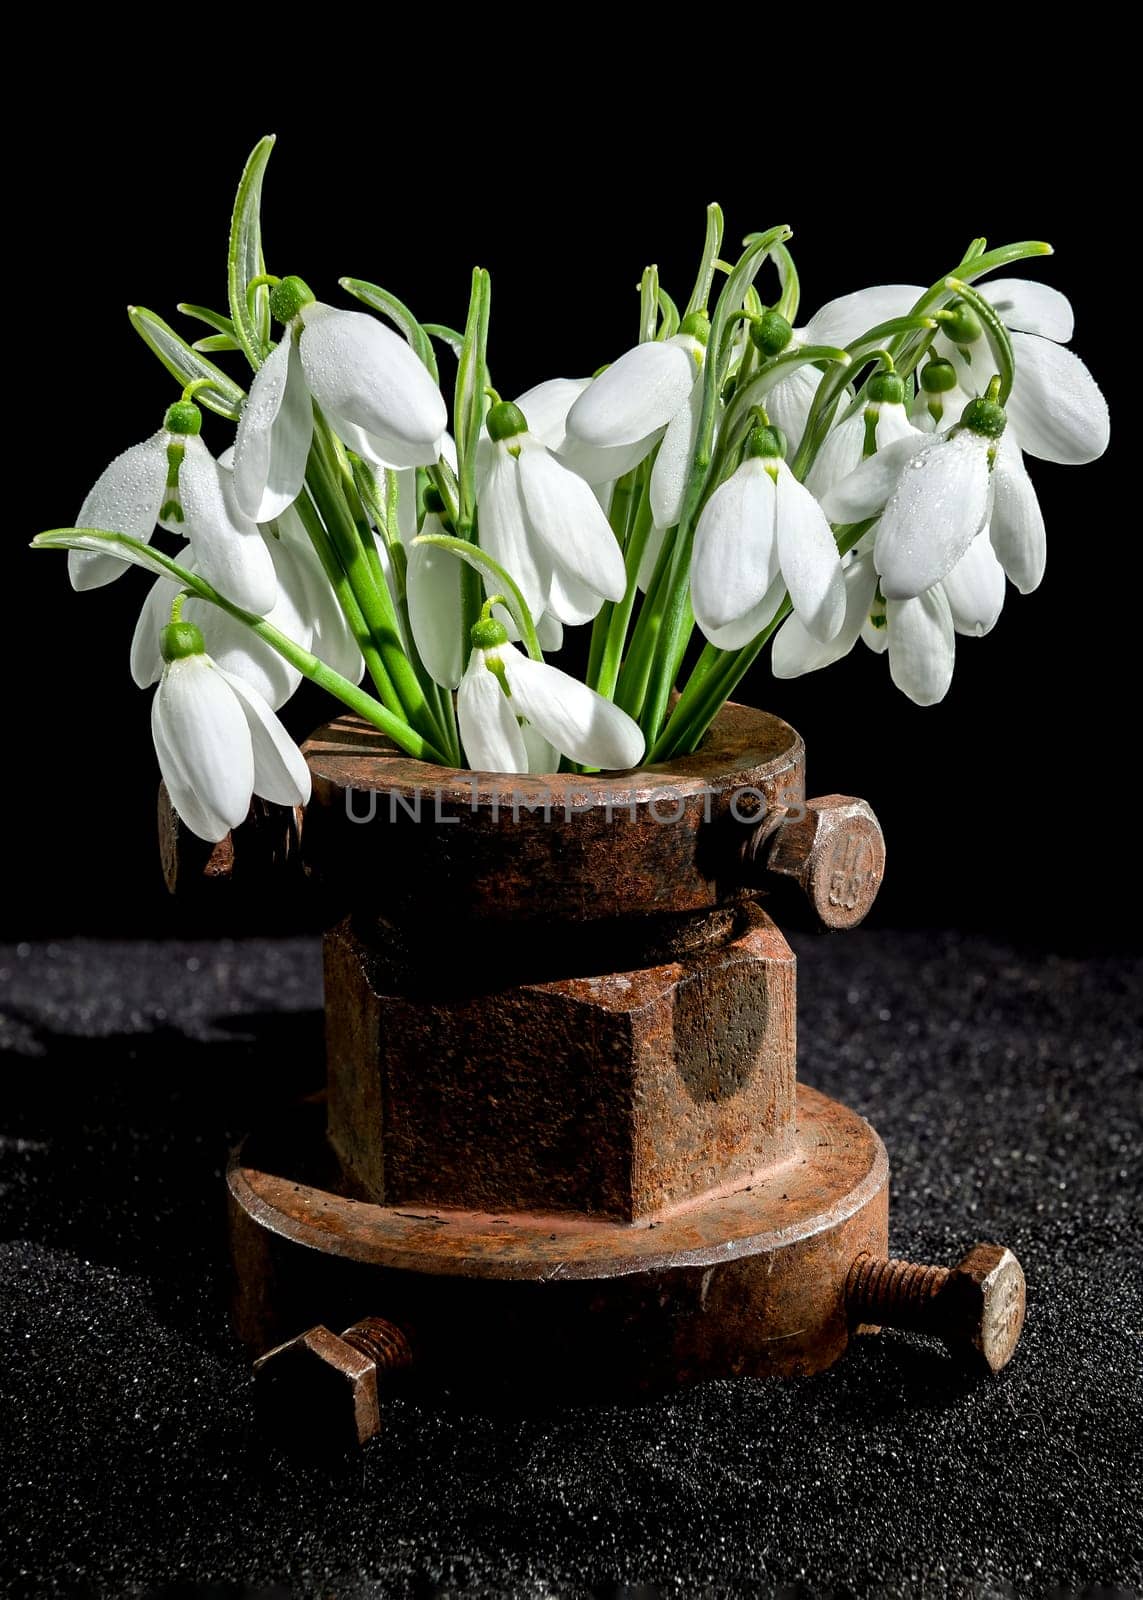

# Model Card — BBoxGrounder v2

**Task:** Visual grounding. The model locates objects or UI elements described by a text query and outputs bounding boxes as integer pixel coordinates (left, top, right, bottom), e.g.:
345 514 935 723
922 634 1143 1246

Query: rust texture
325 904 796 1221
253 1316 412 1449
229 1087 889 1398
158 783 304 896
847 1245 1026 1373
762 796 886 931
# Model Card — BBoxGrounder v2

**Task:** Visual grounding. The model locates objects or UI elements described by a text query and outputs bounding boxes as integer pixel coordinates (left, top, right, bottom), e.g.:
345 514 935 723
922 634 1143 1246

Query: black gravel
1 933 1140 1598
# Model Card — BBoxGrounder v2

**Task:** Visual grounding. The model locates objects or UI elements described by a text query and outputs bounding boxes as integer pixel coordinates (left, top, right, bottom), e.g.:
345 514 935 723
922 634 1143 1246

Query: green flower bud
959 396 1007 439
160 621 206 662
939 298 983 346
867 371 905 406
679 309 711 345
269 275 316 324
745 424 787 461
486 401 528 443
750 309 793 358
471 616 510 651
163 400 203 436
920 357 958 395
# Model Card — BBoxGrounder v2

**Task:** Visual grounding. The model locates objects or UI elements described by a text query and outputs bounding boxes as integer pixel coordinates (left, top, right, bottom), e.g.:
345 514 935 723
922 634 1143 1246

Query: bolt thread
340 1317 413 1373
847 1255 951 1332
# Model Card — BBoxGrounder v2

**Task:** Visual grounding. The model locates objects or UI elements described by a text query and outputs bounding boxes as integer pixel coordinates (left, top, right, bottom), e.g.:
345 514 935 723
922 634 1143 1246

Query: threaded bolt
253 1315 413 1449
847 1243 1026 1374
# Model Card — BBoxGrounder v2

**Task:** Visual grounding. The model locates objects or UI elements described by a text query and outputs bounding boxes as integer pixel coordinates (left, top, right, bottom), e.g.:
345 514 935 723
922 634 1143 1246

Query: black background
6 95 1128 949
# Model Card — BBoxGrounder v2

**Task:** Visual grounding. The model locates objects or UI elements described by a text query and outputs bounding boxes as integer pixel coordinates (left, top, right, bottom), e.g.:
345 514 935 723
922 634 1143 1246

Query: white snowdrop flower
151 618 311 842
232 276 448 522
478 400 626 626
822 393 1008 601
691 425 845 649
562 317 708 504
457 614 644 775
804 371 920 499
932 281 1109 465
407 498 465 690
69 400 275 613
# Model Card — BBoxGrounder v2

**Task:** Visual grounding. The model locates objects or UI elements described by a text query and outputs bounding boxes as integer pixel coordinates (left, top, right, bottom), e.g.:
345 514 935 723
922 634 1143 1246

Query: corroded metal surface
763 796 887 932
325 905 796 1221
301 703 807 925
847 1244 1026 1373
229 1086 889 1396
253 1316 412 1449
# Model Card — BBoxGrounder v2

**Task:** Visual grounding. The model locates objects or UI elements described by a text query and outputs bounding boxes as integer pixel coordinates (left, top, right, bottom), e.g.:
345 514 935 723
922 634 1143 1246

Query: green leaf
178 302 237 339
228 134 275 368
339 277 439 380
193 332 241 353
684 202 725 319
453 268 492 531
127 306 246 420
424 323 465 358
412 532 542 661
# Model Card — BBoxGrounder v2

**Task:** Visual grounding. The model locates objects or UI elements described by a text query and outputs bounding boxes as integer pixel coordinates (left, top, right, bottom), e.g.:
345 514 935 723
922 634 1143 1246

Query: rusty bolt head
764 795 885 931
253 1324 388 1451
947 1243 1027 1375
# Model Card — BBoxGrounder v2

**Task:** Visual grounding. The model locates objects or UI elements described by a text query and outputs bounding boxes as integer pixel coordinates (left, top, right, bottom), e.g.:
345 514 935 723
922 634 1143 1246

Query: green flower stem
587 462 645 690
943 278 1015 403
614 526 676 718
593 488 655 702
33 531 448 763
684 203 725 319
411 534 543 662
888 238 1052 381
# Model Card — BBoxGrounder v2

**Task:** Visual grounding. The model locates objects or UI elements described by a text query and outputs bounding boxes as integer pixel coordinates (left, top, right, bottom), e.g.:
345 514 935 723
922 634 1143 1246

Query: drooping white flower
151 619 311 842
562 322 707 515
804 371 920 500
821 395 1008 601
478 400 626 625
68 400 275 613
232 276 448 522
933 280 1109 465
691 425 845 649
457 617 644 774
407 502 465 689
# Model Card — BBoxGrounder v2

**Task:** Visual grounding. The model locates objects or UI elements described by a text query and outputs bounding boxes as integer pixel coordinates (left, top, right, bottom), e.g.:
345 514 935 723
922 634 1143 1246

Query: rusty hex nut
765 795 885 930
945 1243 1027 1375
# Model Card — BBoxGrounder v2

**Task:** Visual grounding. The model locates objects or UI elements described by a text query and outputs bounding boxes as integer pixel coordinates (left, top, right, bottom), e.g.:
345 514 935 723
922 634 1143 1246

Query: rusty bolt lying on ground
252 1316 413 1448
847 1243 1027 1373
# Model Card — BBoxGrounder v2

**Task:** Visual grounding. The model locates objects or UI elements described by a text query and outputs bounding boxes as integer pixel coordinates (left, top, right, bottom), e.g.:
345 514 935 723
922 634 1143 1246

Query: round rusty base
229 1085 889 1400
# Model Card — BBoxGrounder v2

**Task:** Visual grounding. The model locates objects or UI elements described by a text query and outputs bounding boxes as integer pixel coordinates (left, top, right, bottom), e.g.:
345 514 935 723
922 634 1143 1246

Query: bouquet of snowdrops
33 137 1108 844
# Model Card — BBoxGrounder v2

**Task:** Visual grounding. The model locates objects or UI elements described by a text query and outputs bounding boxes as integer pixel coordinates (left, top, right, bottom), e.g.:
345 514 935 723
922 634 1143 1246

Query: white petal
874 432 992 599
546 565 606 627
178 437 277 613
299 304 447 457
691 458 779 639
804 284 923 347
820 432 928 524
649 378 702 529
910 382 972 434
988 437 1046 594
983 279 1074 343
408 533 465 688
1005 332 1109 464
536 613 564 652
804 412 865 500
218 667 312 806
457 652 528 773
479 447 550 617
698 576 787 650
517 443 626 603
565 337 697 448
772 553 878 677
557 432 663 485
232 335 313 521
69 432 168 591
774 464 846 641
521 721 559 775
875 403 918 446
637 523 669 592
152 655 254 838
941 530 1006 637
131 569 184 688
861 614 889 654
762 366 823 456
886 588 956 705
502 649 644 770
513 378 592 452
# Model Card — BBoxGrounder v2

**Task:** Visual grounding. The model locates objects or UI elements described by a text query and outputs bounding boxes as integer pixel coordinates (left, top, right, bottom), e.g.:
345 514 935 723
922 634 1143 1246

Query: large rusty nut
766 795 885 930
946 1244 1027 1374
326 904 796 1223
